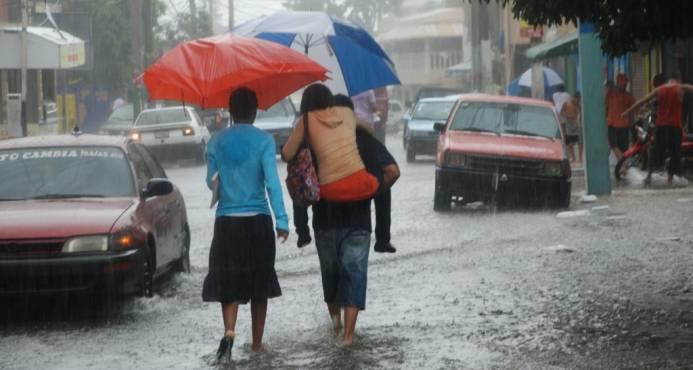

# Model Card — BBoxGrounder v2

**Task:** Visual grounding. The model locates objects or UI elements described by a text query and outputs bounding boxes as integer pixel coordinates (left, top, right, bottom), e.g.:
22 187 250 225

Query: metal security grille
467 155 544 177
0 240 65 258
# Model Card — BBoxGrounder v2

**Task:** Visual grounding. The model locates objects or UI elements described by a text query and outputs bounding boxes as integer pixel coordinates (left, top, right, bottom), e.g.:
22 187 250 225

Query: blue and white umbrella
517 66 564 89
232 11 400 96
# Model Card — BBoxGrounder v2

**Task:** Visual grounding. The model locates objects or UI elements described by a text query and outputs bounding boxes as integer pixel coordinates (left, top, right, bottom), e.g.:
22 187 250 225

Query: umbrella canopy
517 67 564 88
232 10 400 96
143 34 328 110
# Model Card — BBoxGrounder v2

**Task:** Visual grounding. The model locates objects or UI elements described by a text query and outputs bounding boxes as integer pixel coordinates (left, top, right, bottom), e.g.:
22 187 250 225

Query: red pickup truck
433 94 572 211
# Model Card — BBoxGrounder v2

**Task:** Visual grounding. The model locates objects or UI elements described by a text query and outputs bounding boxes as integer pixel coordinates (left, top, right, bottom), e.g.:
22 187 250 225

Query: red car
0 134 190 298
433 94 572 211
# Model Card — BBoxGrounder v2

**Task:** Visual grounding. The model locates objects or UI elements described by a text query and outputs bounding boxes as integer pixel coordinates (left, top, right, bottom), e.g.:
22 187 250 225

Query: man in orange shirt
606 74 635 161
623 73 693 185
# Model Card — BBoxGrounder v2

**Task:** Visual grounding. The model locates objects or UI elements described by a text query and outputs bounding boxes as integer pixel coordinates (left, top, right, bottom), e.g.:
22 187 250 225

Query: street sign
6 93 22 138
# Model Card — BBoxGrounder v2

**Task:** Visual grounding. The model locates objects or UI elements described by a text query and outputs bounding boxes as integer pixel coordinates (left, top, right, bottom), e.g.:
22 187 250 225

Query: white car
130 106 210 164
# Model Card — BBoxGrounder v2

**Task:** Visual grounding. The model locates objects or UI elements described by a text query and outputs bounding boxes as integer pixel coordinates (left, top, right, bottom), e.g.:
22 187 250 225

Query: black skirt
202 214 281 303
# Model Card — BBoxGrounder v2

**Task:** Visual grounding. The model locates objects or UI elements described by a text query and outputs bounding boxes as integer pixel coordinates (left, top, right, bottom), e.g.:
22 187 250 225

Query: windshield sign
412 101 455 121
450 102 560 139
0 146 135 200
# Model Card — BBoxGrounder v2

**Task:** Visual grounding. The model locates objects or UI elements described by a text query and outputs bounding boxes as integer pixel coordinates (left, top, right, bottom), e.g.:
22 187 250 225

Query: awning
525 33 578 60
447 61 472 73
378 23 464 42
0 26 85 69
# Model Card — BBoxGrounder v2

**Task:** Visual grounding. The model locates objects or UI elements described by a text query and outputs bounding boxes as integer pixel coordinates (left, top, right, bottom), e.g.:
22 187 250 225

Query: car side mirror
434 122 447 133
143 178 173 199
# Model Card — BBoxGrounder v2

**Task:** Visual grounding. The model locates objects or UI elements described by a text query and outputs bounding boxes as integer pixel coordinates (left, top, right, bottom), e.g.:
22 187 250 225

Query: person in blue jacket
202 87 289 363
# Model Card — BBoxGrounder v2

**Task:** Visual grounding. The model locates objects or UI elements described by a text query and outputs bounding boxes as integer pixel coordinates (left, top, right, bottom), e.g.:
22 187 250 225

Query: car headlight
182 127 195 136
544 161 566 177
445 152 468 168
62 236 108 253
129 132 141 140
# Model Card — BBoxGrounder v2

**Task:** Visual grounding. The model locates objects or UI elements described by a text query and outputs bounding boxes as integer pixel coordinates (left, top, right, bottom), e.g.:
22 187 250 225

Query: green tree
159 8 213 49
486 0 693 55
61 0 168 89
283 0 404 32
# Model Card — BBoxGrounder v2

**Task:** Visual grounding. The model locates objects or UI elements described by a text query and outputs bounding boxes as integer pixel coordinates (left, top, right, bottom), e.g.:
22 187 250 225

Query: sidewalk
570 161 691 198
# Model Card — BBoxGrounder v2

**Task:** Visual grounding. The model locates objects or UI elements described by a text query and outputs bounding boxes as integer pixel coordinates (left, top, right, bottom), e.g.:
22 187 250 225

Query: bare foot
251 344 264 352
331 315 342 335
342 337 353 346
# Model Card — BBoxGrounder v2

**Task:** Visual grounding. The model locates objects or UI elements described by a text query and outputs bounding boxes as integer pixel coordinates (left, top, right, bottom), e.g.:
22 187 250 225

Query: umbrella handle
180 89 189 118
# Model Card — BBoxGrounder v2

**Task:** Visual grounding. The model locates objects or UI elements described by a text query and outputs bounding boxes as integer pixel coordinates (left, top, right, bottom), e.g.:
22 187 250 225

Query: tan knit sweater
282 107 366 185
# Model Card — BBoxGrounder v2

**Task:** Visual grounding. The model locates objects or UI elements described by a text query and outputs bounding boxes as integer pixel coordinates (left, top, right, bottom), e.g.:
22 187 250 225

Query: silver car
403 95 459 162
254 98 297 152
130 106 210 164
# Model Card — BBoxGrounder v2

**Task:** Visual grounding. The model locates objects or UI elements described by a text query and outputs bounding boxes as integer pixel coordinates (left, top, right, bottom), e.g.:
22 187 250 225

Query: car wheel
555 183 571 209
433 184 451 212
174 227 191 273
139 245 155 298
402 129 408 149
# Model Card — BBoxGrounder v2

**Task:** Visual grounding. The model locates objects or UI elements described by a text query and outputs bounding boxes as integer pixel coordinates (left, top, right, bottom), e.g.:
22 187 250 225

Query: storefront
0 26 85 138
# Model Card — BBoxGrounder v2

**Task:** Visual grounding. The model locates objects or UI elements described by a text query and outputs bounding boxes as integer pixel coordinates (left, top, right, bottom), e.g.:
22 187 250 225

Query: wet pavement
1 133 693 369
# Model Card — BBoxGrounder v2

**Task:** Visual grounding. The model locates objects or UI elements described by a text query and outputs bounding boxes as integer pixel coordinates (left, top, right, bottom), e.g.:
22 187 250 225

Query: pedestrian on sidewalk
606 74 635 162
623 73 693 186
202 87 289 363
561 92 582 164
373 87 389 143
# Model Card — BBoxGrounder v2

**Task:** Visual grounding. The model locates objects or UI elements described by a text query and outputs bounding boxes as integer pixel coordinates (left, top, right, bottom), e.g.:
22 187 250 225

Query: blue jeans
315 229 370 310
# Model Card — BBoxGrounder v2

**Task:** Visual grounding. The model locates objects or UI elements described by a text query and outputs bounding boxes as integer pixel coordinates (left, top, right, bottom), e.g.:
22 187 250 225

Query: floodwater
1 133 693 369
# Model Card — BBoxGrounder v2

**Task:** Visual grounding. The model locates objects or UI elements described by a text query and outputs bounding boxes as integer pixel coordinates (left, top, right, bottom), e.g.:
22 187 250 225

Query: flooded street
2 133 693 369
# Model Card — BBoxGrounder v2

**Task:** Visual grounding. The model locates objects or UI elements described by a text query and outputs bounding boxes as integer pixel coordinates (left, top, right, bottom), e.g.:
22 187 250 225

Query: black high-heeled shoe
215 335 234 363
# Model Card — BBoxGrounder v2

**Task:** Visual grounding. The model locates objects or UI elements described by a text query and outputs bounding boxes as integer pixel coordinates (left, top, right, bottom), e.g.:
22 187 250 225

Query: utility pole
208 0 215 33
143 0 153 66
470 1 482 92
503 4 512 88
228 0 234 30
131 0 143 117
20 0 28 136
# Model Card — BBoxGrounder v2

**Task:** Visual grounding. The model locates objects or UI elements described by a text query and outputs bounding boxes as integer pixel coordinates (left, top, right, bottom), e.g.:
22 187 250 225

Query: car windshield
412 101 455 121
109 104 134 122
389 102 402 112
136 108 190 126
450 102 560 139
0 146 135 200
256 101 293 120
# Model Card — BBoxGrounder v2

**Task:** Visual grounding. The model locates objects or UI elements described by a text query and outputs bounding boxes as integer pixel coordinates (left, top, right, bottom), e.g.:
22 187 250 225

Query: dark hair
332 94 354 110
229 87 258 123
574 91 581 99
652 73 666 88
554 84 566 93
300 84 332 115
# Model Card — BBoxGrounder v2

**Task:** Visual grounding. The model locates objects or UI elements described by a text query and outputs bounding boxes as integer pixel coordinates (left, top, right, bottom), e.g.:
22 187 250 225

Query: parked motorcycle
615 113 693 181
614 114 654 181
